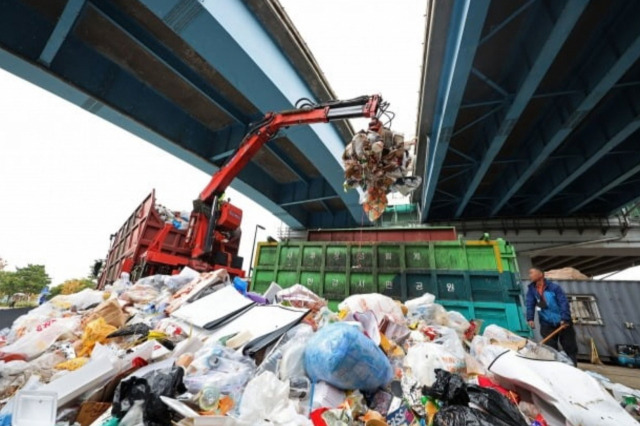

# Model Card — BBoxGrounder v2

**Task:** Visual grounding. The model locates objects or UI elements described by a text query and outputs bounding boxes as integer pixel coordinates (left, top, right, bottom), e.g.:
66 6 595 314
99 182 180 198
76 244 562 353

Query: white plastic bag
1 317 79 360
404 293 436 312
404 340 466 386
237 372 311 425
338 293 404 324
447 311 471 336
49 289 105 311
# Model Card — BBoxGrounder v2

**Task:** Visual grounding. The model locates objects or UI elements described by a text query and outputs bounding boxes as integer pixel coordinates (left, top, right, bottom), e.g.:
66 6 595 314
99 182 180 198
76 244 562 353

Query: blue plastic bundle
304 322 392 391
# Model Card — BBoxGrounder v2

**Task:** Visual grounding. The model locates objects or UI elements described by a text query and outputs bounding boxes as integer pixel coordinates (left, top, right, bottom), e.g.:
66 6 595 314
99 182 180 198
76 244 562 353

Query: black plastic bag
112 377 150 418
426 369 470 406
434 406 512 426
112 367 186 426
467 385 528 426
142 367 187 425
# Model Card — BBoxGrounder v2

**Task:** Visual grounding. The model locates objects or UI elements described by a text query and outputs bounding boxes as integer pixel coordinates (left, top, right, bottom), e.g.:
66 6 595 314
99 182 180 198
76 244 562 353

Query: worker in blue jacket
526 267 578 365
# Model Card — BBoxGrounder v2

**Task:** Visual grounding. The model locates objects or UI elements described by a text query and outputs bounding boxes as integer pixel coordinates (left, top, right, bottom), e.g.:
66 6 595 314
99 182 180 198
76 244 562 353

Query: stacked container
252 231 529 335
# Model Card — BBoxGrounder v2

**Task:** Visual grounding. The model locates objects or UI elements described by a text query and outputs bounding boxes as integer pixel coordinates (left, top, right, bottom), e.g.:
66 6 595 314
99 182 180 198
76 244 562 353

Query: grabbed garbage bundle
342 124 421 221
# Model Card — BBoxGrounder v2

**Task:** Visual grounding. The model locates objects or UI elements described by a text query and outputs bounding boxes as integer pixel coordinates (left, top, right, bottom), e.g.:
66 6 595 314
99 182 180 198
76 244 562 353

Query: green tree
13 264 51 295
0 257 6 271
0 270 19 296
48 284 63 299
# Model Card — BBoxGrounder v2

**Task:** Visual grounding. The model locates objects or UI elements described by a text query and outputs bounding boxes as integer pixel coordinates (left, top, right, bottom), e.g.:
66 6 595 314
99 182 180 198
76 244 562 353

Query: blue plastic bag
304 322 392 391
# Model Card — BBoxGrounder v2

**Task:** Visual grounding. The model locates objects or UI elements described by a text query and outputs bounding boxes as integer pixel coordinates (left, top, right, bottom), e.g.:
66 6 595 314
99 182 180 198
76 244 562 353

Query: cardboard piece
75 401 111 426
83 298 127 328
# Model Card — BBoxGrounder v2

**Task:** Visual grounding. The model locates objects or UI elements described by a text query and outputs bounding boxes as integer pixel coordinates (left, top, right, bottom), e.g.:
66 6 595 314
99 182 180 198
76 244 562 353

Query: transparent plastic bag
278 332 313 380
184 343 255 395
120 284 159 304
276 284 326 310
447 311 471 336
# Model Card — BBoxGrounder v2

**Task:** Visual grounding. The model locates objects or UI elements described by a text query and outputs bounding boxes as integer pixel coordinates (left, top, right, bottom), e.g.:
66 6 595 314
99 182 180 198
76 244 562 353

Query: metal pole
249 224 265 278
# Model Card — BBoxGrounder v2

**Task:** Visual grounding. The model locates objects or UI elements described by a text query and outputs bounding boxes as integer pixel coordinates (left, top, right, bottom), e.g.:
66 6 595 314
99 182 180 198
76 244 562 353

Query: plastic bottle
199 384 221 411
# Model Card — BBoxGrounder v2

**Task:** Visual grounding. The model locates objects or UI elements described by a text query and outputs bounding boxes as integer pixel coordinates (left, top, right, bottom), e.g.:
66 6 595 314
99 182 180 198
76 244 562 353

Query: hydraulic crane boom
192 95 385 259
199 95 383 203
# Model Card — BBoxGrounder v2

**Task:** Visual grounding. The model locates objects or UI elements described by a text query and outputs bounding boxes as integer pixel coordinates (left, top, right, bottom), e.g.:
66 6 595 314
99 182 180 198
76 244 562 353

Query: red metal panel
98 191 193 288
307 227 457 243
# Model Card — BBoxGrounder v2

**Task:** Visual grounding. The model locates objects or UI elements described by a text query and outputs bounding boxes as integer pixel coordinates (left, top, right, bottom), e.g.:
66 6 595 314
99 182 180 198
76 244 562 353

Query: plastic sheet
304 322 392 391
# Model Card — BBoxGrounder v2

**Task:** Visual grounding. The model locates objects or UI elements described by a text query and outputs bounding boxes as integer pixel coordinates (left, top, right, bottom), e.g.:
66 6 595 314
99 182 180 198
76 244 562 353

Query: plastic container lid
12 391 58 426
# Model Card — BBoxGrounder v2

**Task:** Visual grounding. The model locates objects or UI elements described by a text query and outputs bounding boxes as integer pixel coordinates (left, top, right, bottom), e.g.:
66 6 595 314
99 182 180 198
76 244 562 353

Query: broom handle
539 324 568 346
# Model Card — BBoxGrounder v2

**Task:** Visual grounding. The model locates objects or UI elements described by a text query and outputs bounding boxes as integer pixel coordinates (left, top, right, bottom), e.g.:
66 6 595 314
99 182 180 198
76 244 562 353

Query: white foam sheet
488 350 637 426
171 285 253 328
39 355 117 406
206 305 308 349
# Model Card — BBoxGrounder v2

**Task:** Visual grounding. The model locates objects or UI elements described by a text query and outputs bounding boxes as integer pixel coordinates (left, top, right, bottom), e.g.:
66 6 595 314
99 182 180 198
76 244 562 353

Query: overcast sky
1 0 637 283
0 0 427 284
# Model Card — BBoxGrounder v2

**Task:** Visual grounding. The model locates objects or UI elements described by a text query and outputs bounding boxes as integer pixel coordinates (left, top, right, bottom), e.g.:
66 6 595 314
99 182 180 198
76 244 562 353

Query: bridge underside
443 216 640 277
417 0 640 223
0 0 364 229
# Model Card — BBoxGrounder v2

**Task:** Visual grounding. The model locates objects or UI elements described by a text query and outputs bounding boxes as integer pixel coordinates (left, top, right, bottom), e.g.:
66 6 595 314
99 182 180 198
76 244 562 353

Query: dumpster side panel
253 235 529 335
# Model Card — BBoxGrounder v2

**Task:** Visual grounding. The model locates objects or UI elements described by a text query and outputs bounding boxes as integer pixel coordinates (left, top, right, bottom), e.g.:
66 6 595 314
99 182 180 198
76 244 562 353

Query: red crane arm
199 95 382 203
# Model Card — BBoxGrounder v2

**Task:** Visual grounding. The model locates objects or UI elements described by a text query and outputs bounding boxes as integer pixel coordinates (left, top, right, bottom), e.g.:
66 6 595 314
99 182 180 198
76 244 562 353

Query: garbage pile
1 270 638 426
156 204 190 231
342 127 421 221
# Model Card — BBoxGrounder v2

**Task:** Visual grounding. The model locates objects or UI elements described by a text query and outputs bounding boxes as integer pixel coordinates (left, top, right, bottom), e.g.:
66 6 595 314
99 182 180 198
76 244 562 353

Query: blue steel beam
138 0 363 224
94 0 342 217
526 103 640 214
263 143 309 184
568 161 640 215
454 0 587 218
478 0 535 46
39 0 86 66
490 23 640 216
88 0 253 126
421 0 490 222
278 178 338 207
